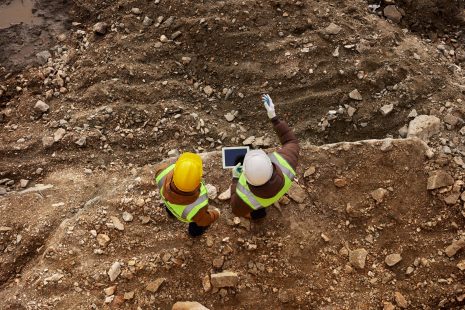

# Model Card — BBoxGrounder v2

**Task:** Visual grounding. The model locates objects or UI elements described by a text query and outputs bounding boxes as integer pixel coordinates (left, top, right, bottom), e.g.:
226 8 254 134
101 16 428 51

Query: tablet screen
222 147 249 169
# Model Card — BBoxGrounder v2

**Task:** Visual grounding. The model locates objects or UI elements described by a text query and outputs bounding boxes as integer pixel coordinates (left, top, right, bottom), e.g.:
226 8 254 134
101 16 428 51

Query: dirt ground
1 0 465 309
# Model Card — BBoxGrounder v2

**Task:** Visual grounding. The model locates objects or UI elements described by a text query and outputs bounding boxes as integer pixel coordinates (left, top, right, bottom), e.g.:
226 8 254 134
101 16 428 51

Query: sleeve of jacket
192 207 213 226
271 116 300 170
230 178 253 217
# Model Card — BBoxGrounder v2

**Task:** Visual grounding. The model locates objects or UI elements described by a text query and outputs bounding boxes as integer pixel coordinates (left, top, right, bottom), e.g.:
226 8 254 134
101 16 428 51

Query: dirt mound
1 0 465 308
2 139 464 309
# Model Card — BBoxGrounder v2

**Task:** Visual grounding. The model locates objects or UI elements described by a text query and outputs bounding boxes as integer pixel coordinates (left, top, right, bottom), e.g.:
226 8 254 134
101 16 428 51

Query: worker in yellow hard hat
155 152 220 236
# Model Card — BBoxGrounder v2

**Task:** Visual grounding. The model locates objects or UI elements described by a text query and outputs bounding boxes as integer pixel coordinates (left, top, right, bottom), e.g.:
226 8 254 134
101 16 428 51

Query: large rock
108 262 121 281
323 23 342 35
93 22 108 35
210 271 238 288
36 50 51 65
34 100 49 113
427 170 454 190
445 238 465 257
384 5 402 23
349 248 368 269
385 253 402 266
287 183 307 203
407 115 440 141
172 302 209 310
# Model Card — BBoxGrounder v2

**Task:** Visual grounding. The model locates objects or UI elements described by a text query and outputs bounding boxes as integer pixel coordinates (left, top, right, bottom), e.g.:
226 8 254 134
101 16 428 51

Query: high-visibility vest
236 152 296 210
155 164 208 223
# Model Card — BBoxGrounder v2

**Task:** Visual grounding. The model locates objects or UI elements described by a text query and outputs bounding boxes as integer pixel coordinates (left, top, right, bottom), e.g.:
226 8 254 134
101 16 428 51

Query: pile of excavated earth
1 0 465 309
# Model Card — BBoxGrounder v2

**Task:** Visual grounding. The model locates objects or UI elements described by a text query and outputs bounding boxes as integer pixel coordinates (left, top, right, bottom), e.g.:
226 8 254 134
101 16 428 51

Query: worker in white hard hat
230 94 300 220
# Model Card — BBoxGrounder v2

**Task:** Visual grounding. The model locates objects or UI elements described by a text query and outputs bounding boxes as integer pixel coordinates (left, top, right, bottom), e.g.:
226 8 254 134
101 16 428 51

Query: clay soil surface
1 0 465 309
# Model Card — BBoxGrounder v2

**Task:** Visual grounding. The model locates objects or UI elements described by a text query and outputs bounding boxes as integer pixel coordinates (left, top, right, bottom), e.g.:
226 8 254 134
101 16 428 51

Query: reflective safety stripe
181 194 208 219
157 176 166 188
236 182 263 210
268 153 295 180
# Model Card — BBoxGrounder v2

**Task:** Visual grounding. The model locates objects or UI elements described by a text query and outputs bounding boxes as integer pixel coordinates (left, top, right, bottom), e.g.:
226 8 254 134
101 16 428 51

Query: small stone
160 35 169 43
212 256 224 269
93 22 108 35
323 23 342 35
287 183 307 203
210 271 239 288
385 253 402 266
408 109 418 118
0 187 6 195
146 278 165 293
349 89 363 101
371 188 388 203
304 166 316 177
444 114 461 128
218 188 231 201
168 149 179 157
407 115 441 141
53 128 66 142
19 179 29 188
384 5 402 23
135 198 145 207
104 286 116 296
97 234 110 247
332 46 340 57
224 112 235 122
383 301 395 310
406 266 414 275
171 31 182 40
181 56 192 65
75 136 86 147
243 136 255 145
124 291 134 300
205 184 217 200
202 274 212 292
34 100 49 113
444 192 461 205
380 139 393 152
122 212 133 222
427 170 454 190
42 136 54 148
36 50 51 65
203 86 214 96
349 248 368 269
334 178 348 188
172 302 210 310
321 233 330 242
44 273 64 283
142 16 153 26
108 262 121 281
394 291 408 308
131 7 142 15
111 216 125 231
278 289 292 303
380 104 394 116
457 260 465 271
445 238 465 257
347 106 356 117
398 125 408 138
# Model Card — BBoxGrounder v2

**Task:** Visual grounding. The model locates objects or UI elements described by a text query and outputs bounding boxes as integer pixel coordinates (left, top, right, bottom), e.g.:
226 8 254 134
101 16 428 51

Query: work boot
188 222 208 237
250 208 267 220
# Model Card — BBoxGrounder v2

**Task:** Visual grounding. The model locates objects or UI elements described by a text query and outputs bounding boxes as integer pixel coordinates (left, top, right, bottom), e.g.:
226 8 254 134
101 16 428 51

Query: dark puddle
0 0 42 29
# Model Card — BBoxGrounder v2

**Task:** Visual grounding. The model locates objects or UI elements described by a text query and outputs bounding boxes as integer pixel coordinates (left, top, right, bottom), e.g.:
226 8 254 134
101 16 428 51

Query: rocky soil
1 0 465 309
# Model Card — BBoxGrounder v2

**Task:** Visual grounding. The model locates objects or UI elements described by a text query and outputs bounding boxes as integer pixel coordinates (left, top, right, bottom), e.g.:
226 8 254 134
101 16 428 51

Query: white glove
262 94 276 119
232 163 242 179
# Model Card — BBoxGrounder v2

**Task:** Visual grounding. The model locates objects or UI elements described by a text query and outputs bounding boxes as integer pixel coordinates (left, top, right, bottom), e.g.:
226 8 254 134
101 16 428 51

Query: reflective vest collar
236 152 295 210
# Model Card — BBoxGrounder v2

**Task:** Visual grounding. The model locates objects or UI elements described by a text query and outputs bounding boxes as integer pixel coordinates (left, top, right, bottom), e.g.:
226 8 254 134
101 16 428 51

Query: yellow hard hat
173 152 203 192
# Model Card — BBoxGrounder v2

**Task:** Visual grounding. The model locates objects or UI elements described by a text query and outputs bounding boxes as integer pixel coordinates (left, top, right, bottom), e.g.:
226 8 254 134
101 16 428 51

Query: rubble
108 262 121 281
427 171 454 190
407 115 441 141
349 248 368 269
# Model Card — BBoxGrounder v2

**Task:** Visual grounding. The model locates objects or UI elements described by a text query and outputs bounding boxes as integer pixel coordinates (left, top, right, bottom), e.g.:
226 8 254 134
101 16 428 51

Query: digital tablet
222 146 250 169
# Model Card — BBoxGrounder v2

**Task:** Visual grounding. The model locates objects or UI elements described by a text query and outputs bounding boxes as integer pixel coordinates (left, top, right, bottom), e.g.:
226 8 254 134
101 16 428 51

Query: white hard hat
243 149 273 186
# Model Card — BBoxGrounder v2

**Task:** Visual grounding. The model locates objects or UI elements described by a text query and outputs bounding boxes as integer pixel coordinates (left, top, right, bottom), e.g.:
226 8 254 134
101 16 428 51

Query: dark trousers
251 208 267 220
